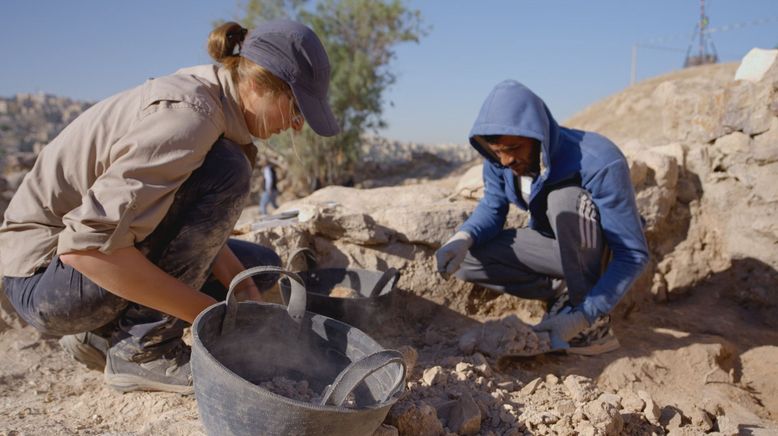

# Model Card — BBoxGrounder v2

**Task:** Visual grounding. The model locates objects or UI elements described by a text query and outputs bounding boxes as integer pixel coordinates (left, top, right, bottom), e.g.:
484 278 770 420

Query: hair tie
227 27 248 54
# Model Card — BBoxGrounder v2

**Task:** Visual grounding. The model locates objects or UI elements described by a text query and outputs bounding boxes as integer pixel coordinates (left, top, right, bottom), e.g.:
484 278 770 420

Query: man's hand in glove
533 309 590 343
435 231 473 276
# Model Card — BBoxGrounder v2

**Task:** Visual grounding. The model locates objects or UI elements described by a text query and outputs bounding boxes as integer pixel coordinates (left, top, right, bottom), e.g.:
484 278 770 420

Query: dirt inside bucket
258 376 356 407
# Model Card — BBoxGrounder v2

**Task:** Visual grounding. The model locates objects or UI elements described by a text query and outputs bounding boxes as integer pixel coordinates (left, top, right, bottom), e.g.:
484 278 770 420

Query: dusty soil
1 279 776 435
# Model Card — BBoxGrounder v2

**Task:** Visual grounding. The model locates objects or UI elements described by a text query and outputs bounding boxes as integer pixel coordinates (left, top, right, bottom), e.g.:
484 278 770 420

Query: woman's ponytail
207 21 292 101
208 22 248 63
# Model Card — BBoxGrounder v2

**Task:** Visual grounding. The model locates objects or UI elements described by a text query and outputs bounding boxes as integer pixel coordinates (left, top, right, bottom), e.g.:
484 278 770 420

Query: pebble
637 390 661 424
519 377 542 396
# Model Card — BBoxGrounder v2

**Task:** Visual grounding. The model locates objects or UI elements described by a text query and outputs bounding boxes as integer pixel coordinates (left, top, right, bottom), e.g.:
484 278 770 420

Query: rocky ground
1 281 776 435
2 52 778 435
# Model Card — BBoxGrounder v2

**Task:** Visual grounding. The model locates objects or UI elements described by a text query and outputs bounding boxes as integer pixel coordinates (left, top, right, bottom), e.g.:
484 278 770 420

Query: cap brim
291 86 340 137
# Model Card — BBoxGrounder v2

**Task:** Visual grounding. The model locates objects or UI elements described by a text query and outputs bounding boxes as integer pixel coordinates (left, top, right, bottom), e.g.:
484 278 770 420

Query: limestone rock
563 375 598 404
752 118 778 165
422 366 445 387
372 202 472 248
660 406 686 430
714 415 740 436
598 393 623 410
688 407 714 432
637 390 661 425
740 346 778 417
447 392 481 435
652 78 729 143
308 205 392 245
519 378 542 397
619 389 645 413
734 48 778 82
281 184 452 216
627 148 679 235
392 402 445 436
583 396 624 435
452 164 484 200
458 315 550 357
722 79 774 136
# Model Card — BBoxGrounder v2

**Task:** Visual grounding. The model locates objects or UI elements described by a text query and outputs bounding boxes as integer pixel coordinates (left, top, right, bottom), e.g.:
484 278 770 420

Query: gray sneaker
567 315 621 355
59 332 110 371
545 291 620 355
104 343 193 395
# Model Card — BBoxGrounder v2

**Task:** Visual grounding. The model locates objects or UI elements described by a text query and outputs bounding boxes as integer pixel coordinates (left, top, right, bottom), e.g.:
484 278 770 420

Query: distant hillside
0 93 91 155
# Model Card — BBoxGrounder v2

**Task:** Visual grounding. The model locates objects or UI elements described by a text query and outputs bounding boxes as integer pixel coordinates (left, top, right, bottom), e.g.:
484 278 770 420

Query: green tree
238 0 425 192
237 0 306 26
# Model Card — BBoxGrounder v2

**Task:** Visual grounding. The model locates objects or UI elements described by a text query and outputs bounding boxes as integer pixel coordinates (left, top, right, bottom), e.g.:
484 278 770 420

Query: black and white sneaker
545 289 620 356
567 315 620 355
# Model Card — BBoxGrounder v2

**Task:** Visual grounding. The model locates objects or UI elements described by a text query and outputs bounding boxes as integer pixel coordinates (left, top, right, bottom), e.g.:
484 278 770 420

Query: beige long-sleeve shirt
0 65 253 277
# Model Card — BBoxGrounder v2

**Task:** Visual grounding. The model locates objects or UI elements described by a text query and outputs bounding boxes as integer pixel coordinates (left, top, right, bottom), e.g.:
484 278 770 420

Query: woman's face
239 83 304 139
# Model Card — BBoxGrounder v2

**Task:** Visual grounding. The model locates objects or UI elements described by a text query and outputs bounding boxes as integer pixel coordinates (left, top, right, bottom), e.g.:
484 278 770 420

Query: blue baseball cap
240 19 340 137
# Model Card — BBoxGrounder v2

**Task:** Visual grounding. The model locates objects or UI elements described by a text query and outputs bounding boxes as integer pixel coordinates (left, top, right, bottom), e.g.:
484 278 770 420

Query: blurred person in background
259 158 279 215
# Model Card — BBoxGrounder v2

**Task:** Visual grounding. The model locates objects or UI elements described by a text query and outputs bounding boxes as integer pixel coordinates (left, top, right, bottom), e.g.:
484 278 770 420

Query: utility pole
632 10 778 85
698 0 705 60
684 0 717 67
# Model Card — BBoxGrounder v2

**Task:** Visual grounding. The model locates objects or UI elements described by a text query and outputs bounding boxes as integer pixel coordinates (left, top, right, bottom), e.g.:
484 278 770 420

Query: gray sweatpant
455 186 606 306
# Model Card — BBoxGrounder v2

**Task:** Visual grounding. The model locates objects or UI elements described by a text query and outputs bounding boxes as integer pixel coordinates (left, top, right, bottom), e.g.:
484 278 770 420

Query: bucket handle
222 266 307 335
285 247 318 272
368 267 400 298
319 350 406 408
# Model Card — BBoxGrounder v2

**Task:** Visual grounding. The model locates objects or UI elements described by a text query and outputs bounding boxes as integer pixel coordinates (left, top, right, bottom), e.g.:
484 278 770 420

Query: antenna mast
684 0 718 67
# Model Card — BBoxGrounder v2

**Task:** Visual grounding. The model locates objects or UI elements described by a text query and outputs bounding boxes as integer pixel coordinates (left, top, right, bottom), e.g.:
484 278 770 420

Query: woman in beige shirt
0 20 339 394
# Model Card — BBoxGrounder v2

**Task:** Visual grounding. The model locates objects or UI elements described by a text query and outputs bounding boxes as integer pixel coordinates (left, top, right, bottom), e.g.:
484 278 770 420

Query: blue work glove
533 309 590 346
435 231 473 276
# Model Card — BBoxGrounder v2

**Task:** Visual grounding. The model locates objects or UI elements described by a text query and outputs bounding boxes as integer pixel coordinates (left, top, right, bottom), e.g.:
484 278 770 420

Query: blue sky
1 1 777 144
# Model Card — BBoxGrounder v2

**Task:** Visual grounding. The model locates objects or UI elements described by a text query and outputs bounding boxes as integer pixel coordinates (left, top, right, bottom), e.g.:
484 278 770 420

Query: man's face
487 135 539 176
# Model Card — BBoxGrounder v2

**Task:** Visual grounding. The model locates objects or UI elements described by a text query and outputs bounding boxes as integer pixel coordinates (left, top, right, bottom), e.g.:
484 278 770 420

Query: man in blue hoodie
435 80 649 355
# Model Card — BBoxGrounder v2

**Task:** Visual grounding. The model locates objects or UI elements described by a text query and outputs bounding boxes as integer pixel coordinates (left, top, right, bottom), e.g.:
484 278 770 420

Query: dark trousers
455 186 606 307
3 138 280 361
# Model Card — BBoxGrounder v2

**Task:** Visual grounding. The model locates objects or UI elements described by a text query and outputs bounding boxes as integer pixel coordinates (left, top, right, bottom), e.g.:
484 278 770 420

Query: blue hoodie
460 80 649 322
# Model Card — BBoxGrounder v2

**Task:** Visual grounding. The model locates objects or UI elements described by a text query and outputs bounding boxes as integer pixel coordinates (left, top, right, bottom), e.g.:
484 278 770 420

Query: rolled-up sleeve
57 104 221 255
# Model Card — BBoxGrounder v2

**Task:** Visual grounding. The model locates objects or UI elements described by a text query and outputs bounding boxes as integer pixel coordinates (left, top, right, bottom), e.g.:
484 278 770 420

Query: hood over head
468 80 560 170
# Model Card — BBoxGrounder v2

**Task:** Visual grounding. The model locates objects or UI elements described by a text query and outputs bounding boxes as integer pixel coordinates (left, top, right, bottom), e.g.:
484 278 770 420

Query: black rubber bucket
282 248 399 330
191 266 406 436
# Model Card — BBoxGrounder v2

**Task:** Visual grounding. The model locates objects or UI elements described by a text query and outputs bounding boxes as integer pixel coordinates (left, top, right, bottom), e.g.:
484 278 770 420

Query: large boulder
373 203 473 248
735 48 778 82
652 78 730 143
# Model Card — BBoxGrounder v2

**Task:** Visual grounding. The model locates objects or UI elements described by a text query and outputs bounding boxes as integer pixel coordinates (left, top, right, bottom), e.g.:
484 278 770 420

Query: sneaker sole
566 336 621 356
59 334 108 371
104 372 194 395
104 357 193 395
